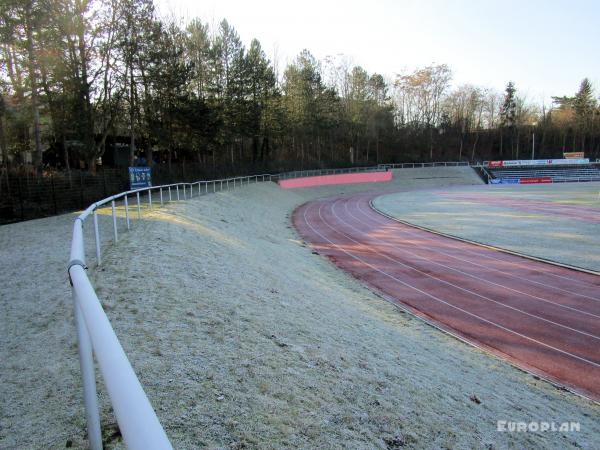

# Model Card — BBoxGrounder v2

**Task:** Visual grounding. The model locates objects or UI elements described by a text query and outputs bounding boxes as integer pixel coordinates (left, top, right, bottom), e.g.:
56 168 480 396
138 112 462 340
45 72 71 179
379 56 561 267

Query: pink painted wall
278 171 392 189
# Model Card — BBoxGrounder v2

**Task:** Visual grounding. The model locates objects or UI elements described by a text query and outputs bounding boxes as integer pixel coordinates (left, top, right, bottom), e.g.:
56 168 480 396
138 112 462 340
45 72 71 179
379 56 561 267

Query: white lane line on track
343 198 600 318
360 196 600 299
301 202 600 370
327 199 600 343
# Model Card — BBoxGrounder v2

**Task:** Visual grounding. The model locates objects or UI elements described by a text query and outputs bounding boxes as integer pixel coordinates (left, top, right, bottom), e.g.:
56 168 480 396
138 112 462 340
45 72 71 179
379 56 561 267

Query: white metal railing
377 161 470 170
68 162 472 448
68 174 272 449
276 165 383 180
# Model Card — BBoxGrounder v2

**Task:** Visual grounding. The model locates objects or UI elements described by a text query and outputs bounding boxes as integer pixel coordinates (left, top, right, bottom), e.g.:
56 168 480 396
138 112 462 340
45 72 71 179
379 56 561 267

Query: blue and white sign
129 167 152 189
490 178 519 184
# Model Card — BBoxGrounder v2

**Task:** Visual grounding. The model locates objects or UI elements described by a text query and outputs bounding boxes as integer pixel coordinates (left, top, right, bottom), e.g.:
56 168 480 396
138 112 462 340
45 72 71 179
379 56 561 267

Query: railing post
124 195 130 230
93 210 101 265
220 180 223 190
160 188 163 206
198 183 201 196
148 190 152 210
72 290 102 450
168 186 172 202
227 179 229 190
136 192 141 219
183 185 186 200
213 181 216 193
111 200 118 242
205 182 208 194
176 185 180 201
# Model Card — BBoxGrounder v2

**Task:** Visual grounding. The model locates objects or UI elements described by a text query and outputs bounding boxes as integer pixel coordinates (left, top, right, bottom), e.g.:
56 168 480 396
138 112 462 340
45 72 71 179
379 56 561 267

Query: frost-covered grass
1 167 599 449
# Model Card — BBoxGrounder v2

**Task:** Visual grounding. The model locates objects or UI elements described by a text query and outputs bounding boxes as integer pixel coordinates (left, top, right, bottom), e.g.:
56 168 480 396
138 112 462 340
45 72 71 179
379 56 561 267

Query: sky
155 0 600 106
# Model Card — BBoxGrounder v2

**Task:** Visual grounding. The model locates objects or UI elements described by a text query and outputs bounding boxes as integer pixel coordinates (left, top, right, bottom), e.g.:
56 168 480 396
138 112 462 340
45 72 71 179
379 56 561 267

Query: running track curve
293 192 600 402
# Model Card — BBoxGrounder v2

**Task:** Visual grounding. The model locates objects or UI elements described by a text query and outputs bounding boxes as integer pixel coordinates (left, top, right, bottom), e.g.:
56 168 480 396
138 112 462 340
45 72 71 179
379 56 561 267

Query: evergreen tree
500 81 516 128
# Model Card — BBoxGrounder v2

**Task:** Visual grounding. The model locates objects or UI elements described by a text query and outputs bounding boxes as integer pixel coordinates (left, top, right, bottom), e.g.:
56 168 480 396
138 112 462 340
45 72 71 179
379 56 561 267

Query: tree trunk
471 133 479 161
0 109 7 168
129 64 136 166
25 4 42 168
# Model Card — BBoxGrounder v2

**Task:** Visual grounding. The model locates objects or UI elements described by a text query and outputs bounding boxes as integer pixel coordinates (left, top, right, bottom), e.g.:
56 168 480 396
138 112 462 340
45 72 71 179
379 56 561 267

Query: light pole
531 122 537 160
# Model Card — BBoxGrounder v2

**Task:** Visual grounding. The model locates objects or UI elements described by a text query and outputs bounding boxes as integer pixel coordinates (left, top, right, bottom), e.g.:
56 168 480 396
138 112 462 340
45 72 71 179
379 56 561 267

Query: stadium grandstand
483 157 600 184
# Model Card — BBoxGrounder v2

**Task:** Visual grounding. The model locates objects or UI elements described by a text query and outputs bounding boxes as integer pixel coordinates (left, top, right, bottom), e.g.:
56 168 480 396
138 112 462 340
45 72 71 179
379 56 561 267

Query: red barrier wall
278 171 392 189
519 177 552 184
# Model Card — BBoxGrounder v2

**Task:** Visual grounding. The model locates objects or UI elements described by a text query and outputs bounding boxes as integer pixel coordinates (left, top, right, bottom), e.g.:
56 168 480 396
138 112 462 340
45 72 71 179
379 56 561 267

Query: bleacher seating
490 165 600 183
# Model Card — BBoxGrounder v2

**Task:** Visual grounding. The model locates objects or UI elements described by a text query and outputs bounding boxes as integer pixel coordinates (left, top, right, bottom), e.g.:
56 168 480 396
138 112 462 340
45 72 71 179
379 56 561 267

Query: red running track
293 192 600 401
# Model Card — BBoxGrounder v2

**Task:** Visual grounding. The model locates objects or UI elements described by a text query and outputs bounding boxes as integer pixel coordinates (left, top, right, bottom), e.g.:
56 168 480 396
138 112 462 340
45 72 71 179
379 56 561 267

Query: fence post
198 183 201 196
213 181 216 193
72 291 102 450
51 173 58 215
79 172 85 210
17 177 24 221
124 195 130 230
148 190 152 209
205 182 208 194
220 180 223 190
168 186 172 202
176 185 180 201
111 200 118 242
183 185 186 200
136 192 141 219
93 210 101 265
160 188 163 206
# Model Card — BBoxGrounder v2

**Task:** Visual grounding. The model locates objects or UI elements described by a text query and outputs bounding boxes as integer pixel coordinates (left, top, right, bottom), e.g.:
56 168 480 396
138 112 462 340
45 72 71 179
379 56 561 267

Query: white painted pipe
148 190 152 209
176 185 179 201
124 195 130 230
69 266 173 450
72 289 102 450
183 185 186 200
93 210 101 266
136 192 141 219
168 186 172 202
111 200 118 242
160 188 163 206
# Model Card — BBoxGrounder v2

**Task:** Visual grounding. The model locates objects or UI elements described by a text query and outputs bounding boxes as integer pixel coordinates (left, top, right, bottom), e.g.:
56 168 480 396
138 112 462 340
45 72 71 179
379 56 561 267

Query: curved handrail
68 164 472 448
68 175 274 449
